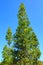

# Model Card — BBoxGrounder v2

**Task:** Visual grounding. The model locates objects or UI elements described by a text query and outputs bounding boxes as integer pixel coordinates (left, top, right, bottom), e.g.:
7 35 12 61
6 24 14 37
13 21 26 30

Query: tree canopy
1 3 41 65
13 3 41 65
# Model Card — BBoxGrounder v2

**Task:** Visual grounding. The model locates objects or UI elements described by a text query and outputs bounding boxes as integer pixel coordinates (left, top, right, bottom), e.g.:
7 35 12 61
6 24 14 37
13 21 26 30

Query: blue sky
0 0 43 61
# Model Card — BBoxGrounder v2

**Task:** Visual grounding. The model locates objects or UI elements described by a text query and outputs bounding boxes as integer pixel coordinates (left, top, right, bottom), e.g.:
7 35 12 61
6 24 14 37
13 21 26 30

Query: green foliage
2 28 13 65
37 61 43 65
6 27 12 46
13 3 41 65
1 3 41 65
0 62 1 65
2 45 13 65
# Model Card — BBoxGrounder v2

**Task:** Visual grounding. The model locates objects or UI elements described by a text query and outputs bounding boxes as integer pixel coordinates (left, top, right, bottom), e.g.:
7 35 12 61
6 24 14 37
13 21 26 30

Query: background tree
37 61 43 65
6 27 12 46
2 45 13 65
13 3 41 65
2 28 13 65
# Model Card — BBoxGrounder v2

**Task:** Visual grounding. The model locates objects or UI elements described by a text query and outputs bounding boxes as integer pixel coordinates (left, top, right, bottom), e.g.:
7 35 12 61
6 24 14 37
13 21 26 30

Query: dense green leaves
1 3 41 65
6 27 12 46
13 3 41 65
2 28 13 65
2 45 13 65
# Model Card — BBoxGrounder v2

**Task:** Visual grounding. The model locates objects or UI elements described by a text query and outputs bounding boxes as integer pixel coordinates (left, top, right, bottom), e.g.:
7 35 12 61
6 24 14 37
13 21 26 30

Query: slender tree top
6 27 12 46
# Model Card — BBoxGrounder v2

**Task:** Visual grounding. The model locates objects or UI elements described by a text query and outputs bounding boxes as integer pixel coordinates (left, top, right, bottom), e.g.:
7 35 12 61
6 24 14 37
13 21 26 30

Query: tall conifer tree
13 3 41 65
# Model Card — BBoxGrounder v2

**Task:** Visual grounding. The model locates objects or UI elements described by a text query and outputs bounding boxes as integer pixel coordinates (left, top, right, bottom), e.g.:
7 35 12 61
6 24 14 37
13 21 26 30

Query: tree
6 27 12 46
29 32 41 65
2 45 13 65
2 28 13 65
13 3 41 65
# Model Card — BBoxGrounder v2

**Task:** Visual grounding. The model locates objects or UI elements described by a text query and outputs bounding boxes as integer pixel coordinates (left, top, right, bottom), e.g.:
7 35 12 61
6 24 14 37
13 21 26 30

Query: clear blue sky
0 0 43 61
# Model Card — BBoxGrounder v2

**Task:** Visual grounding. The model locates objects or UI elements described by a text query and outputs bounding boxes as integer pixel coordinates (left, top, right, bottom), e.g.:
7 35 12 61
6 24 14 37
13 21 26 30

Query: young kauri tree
2 28 13 65
13 3 41 65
